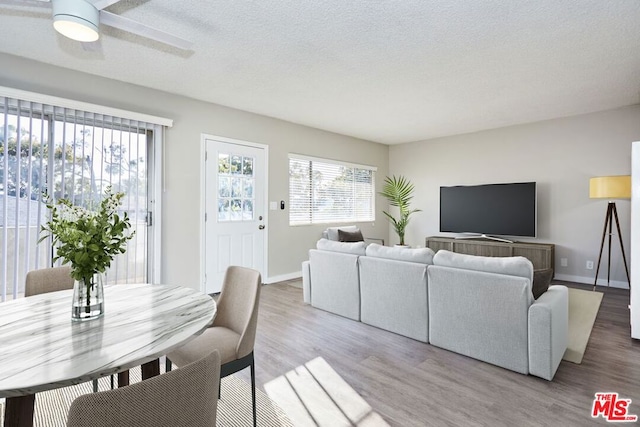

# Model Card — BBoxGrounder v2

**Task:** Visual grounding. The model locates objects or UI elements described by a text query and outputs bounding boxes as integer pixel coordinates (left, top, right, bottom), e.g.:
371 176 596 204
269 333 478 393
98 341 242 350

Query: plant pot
72 272 105 321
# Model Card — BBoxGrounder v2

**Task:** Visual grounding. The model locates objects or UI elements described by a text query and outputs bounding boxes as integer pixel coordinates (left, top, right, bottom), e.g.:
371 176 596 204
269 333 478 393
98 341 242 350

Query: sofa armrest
428 266 532 374
309 249 361 320
302 261 311 304
528 285 569 380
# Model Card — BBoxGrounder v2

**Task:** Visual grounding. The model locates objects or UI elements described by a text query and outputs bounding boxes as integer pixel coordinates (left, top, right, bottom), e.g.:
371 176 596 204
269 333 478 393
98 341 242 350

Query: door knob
258 225 265 230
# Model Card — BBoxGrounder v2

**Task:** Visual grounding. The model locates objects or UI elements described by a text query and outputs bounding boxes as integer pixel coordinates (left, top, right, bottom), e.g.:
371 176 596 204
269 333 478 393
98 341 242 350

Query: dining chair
66 350 221 427
25 265 74 297
166 266 262 427
25 266 106 393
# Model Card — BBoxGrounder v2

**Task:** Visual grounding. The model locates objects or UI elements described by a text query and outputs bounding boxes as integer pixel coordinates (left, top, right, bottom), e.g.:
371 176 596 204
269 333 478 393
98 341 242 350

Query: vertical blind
289 154 376 225
0 95 157 301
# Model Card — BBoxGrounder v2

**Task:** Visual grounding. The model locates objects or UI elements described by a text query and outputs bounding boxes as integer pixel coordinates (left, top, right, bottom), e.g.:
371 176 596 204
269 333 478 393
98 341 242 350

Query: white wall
390 106 640 287
0 53 389 288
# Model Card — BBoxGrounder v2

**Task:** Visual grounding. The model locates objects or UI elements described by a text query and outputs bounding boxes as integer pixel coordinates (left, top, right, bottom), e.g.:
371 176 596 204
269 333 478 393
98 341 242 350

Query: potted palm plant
379 175 421 246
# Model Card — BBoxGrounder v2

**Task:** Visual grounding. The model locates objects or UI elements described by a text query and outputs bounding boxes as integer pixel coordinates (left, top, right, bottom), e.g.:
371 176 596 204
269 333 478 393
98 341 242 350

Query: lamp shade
589 175 631 199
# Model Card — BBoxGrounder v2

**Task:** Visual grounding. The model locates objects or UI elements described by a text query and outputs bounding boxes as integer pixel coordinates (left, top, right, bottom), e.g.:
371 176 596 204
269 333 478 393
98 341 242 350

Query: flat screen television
440 182 537 239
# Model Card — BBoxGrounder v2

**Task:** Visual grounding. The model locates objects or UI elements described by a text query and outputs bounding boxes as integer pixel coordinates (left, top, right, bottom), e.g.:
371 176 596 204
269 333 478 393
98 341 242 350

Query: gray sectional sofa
302 240 569 381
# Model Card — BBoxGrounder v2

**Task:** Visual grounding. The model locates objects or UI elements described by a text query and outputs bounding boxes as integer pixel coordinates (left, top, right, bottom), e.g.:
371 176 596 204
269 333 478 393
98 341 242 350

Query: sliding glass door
0 97 157 300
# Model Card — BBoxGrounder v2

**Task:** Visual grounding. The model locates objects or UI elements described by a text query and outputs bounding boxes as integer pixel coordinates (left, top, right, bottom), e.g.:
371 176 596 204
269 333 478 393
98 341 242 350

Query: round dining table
0 283 216 427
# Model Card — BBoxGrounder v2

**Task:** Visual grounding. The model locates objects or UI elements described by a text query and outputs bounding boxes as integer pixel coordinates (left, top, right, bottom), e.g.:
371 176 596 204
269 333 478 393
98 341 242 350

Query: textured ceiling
0 0 639 144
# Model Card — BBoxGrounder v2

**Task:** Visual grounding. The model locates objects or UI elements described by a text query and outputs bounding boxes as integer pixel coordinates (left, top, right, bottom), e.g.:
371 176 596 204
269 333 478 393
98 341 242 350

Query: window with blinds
289 155 376 225
0 95 158 301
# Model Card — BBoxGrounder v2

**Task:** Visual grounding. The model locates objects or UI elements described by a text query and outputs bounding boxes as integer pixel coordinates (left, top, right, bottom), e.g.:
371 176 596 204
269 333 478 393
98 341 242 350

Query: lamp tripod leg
607 204 613 287
612 203 631 287
593 203 613 291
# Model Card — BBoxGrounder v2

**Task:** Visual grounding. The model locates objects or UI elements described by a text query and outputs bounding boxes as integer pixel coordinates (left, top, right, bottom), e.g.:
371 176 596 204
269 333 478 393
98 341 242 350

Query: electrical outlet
586 260 594 270
560 258 568 267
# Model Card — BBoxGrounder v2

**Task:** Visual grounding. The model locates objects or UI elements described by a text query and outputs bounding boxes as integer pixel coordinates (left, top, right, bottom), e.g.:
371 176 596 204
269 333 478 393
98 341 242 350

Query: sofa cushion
432 250 533 281
325 226 360 241
317 238 366 255
338 229 364 242
532 268 553 299
365 243 435 264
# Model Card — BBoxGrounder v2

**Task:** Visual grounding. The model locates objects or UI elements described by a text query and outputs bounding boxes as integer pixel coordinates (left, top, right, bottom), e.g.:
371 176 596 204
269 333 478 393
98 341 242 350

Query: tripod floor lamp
589 175 631 290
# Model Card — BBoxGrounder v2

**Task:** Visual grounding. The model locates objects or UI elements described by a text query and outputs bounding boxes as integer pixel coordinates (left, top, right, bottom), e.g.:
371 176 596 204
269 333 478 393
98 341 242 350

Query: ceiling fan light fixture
52 0 99 42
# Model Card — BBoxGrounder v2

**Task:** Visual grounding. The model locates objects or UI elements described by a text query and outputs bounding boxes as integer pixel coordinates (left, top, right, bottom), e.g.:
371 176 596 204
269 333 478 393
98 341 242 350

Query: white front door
204 137 267 293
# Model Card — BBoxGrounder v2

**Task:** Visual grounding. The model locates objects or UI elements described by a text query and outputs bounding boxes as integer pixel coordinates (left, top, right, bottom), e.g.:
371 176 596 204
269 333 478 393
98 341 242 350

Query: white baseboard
554 273 630 289
264 271 302 284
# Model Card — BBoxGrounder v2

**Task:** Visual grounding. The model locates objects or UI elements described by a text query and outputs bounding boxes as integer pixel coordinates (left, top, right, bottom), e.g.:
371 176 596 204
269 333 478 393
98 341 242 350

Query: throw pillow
532 268 553 299
338 229 364 242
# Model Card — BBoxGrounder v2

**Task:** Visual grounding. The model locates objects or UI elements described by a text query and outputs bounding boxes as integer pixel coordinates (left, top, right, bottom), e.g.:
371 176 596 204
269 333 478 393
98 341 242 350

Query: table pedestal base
117 370 130 387
141 359 160 379
4 394 35 427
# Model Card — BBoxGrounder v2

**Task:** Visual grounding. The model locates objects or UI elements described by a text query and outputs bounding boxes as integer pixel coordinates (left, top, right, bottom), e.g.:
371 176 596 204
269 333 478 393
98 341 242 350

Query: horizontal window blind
289 155 375 225
0 95 157 301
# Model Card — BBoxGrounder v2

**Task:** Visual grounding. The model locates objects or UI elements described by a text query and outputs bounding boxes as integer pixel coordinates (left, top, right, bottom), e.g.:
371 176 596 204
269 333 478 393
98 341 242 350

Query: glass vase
71 272 105 321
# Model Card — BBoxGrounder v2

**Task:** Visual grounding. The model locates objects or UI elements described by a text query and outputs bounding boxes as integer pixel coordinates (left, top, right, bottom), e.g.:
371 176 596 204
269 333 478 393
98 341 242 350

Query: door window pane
243 199 253 220
217 153 256 223
218 177 230 198
231 155 242 175
218 154 230 174
218 199 230 221
243 157 254 176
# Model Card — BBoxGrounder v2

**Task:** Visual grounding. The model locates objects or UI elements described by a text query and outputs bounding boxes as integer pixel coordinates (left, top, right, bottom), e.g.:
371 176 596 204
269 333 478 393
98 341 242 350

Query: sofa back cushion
317 238 366 256
432 250 533 281
365 243 435 264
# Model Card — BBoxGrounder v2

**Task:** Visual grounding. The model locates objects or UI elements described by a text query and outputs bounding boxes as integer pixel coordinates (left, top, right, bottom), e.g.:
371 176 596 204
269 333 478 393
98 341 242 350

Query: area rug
264 357 389 427
562 288 604 364
0 365 293 426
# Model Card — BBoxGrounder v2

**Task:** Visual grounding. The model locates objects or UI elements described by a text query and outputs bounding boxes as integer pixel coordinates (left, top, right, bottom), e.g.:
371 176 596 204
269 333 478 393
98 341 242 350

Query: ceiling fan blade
99 10 193 50
0 0 51 8
89 0 119 11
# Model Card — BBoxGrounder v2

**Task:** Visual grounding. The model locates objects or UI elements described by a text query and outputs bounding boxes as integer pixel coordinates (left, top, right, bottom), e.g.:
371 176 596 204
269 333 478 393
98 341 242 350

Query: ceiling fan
0 0 193 50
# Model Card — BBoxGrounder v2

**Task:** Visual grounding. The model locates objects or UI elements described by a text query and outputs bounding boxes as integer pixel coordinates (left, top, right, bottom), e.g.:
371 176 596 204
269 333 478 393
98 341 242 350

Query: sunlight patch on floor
264 357 389 427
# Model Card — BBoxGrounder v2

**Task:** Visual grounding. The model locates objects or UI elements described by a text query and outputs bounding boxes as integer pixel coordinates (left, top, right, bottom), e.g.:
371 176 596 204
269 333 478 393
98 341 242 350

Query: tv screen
440 182 537 238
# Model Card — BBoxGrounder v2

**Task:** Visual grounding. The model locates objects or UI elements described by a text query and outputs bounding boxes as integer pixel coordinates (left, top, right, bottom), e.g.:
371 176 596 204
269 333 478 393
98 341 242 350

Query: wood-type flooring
236 280 640 426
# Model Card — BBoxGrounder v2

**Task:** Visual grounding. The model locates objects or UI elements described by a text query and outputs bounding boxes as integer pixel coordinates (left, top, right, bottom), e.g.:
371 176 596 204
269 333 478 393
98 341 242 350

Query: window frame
288 153 376 226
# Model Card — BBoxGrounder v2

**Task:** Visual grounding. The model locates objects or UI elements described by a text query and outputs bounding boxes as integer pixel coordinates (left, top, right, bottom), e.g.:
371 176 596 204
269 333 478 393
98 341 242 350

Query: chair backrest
25 266 74 297
66 350 221 427
214 266 262 359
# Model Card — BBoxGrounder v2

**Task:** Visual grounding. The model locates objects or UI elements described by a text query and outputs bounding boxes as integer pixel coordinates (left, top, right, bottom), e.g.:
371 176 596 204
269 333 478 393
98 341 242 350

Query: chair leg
251 358 256 427
92 379 98 393
166 358 172 372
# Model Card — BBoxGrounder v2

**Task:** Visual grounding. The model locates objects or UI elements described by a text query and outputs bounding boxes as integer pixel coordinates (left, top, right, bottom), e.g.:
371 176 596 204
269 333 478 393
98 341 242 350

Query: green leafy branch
39 186 135 285
379 175 421 246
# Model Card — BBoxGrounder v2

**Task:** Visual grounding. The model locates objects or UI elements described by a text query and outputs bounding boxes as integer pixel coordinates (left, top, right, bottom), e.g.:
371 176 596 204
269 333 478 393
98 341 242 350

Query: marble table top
0 283 216 398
